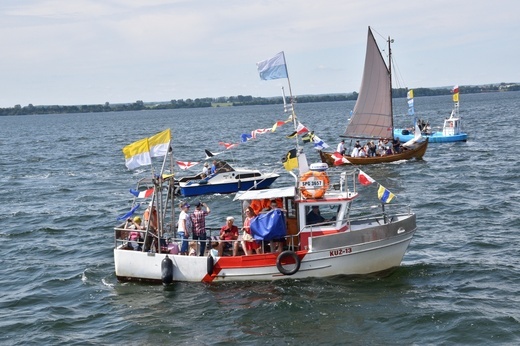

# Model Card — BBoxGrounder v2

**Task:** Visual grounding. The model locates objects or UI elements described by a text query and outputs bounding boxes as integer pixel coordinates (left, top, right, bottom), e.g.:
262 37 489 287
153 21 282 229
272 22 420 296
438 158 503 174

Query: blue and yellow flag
378 185 395 203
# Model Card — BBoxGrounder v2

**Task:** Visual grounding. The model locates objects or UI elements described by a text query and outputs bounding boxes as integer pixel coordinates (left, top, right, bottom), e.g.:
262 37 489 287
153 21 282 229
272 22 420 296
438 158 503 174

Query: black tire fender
276 251 301 276
207 255 214 276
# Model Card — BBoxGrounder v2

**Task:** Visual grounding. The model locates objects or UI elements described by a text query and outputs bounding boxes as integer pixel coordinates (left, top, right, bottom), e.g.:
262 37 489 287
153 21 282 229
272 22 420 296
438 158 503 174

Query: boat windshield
215 160 235 172
305 204 341 227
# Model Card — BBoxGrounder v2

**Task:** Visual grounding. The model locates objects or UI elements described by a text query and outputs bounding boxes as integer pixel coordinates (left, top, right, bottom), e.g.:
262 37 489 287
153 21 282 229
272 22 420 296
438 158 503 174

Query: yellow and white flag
122 137 151 170
148 129 171 157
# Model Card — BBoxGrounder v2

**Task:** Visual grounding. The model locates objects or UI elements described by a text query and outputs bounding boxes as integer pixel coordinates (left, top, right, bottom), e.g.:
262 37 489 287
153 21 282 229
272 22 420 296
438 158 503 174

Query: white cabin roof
234 186 296 201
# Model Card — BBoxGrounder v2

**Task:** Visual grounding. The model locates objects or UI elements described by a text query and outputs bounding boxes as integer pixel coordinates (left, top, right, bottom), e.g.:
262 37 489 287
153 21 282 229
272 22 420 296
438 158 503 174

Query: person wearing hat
178 202 192 255
218 216 239 256
191 201 211 256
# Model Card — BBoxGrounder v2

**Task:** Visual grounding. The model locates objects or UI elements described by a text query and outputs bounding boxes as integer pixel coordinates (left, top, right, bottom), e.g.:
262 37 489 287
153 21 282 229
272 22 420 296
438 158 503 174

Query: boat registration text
300 180 323 188
330 247 352 257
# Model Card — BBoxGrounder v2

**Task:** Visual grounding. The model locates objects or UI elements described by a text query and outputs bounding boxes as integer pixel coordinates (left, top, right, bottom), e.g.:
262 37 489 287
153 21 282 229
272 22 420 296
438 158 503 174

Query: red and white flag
332 152 350 166
251 128 271 139
130 187 154 198
176 161 199 170
358 169 375 186
296 122 309 135
218 142 238 150
452 85 459 94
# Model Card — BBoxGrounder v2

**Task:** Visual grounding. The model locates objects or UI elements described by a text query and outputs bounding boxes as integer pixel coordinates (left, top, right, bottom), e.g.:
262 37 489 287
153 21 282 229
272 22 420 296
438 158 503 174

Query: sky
1 0 519 107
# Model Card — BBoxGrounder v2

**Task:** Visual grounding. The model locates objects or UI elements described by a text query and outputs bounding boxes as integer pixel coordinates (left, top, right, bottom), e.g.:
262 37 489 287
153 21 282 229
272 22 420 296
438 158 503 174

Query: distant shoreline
2 83 518 116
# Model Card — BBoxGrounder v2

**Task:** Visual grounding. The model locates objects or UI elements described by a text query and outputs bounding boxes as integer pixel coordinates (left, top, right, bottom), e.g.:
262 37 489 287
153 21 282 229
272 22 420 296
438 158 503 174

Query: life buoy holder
299 171 329 199
276 251 301 275
207 255 214 276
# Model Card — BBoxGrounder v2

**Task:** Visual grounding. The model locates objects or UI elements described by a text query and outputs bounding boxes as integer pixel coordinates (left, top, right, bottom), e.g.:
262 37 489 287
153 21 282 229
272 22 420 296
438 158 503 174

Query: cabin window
305 204 341 226
235 173 261 179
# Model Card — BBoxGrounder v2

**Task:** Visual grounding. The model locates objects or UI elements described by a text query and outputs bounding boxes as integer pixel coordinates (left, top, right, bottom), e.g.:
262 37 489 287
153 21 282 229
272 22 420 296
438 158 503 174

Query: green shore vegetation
2 83 519 116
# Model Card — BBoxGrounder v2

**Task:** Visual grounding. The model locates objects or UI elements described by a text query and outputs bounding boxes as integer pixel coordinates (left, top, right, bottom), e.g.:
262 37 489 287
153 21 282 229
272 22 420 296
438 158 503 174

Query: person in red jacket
218 216 239 256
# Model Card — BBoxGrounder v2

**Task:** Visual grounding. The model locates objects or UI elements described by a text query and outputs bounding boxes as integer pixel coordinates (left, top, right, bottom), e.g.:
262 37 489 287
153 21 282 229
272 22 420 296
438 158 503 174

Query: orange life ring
299 171 329 199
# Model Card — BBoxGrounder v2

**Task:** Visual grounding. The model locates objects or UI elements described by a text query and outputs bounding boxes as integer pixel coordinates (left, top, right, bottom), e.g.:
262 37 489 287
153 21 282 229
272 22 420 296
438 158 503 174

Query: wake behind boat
320 26 428 166
113 129 418 284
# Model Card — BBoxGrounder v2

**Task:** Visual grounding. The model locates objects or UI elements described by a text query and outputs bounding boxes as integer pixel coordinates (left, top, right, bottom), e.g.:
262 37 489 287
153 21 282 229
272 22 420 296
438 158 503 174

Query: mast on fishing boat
257 51 306 174
388 34 395 136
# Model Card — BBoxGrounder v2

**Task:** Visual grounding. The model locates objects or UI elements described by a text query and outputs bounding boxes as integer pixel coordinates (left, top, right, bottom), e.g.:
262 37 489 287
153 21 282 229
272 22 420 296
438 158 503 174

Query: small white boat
114 137 418 283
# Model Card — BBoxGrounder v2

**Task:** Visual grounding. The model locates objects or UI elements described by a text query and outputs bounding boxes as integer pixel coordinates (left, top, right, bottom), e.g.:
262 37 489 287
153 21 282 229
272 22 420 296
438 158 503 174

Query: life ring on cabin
276 250 301 275
300 171 329 199
207 255 214 276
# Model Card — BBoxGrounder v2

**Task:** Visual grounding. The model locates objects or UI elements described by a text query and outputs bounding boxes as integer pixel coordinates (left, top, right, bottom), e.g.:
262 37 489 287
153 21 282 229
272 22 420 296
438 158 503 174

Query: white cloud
0 0 519 106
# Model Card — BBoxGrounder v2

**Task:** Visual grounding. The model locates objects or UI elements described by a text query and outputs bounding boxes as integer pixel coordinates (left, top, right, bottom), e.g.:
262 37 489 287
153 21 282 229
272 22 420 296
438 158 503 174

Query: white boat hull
114 214 416 283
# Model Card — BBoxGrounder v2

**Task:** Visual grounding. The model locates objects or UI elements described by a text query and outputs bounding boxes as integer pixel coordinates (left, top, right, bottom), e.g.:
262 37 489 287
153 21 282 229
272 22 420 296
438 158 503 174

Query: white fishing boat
113 130 418 283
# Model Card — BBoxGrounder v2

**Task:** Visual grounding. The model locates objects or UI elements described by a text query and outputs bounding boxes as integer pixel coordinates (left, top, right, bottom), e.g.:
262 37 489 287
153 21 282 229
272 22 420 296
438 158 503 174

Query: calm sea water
1 91 519 345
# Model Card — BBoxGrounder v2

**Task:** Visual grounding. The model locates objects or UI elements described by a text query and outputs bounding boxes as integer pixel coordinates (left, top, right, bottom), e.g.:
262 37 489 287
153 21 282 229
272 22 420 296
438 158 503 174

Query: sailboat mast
388 35 394 134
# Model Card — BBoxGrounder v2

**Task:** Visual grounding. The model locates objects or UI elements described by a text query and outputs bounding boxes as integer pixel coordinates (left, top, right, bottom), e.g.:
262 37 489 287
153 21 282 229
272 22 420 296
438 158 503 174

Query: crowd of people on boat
338 138 403 157
119 194 342 257
175 198 287 257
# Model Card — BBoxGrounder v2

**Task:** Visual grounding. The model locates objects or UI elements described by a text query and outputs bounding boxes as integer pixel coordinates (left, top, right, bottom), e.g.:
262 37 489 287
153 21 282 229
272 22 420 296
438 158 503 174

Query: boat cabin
442 116 462 136
234 170 359 252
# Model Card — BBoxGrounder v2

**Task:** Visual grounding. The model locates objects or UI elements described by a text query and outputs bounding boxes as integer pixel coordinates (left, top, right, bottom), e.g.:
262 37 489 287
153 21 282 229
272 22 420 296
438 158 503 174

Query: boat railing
114 225 300 255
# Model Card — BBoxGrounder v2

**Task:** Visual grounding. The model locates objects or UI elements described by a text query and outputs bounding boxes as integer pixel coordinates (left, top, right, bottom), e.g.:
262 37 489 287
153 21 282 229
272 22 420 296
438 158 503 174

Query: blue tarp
250 209 287 241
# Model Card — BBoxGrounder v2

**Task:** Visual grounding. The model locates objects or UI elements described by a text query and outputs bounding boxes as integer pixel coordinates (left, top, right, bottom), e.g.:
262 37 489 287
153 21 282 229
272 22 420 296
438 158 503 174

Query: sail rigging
342 27 393 140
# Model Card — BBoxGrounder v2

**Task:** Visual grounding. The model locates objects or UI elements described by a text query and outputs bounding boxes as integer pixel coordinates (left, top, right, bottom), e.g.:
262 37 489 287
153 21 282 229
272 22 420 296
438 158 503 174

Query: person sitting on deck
202 162 209 177
218 216 239 256
125 216 143 250
306 206 325 225
393 138 402 154
210 160 218 175
241 207 262 255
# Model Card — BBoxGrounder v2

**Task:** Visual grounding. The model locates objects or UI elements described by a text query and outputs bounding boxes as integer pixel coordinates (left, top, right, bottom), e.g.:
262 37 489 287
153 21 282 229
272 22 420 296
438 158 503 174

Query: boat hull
179 176 279 197
114 213 416 283
393 129 467 143
319 140 428 166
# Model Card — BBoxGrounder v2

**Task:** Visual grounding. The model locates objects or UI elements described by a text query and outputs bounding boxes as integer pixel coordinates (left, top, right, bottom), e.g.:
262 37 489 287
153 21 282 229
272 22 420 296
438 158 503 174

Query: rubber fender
161 255 174 285
276 251 301 276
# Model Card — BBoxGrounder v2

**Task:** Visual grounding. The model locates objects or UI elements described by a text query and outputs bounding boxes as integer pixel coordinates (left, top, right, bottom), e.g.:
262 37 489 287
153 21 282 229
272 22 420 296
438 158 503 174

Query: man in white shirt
336 140 345 155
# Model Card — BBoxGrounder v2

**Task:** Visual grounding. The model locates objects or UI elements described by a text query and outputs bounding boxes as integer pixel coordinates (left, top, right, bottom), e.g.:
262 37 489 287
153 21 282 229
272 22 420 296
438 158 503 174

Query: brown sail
320 26 428 166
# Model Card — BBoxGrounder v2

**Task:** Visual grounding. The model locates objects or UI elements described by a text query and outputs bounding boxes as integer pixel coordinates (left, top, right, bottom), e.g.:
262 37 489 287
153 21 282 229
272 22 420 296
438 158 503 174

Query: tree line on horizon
2 83 519 116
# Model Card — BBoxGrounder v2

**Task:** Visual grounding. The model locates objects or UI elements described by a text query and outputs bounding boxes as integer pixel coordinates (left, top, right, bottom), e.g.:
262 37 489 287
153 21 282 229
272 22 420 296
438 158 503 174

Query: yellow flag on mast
122 137 151 170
